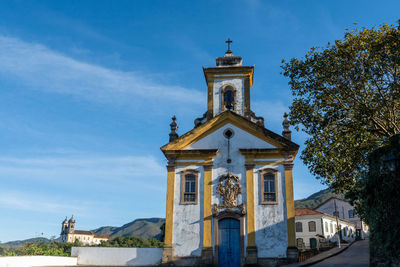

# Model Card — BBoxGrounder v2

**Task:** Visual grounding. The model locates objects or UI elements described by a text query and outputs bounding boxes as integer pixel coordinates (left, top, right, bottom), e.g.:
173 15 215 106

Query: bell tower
195 39 264 127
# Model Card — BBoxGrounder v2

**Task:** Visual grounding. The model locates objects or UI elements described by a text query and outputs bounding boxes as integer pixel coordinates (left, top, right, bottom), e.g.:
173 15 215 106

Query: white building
60 216 110 245
295 208 357 250
314 197 369 239
160 42 300 266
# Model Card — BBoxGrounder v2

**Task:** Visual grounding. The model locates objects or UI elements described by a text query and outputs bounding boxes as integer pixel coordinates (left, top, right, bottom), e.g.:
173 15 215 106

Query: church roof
161 110 299 153
73 230 93 235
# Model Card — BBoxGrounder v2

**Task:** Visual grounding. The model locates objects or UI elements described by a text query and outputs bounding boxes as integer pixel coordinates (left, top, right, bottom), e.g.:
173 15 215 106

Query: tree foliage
0 241 78 257
282 23 400 191
98 236 163 248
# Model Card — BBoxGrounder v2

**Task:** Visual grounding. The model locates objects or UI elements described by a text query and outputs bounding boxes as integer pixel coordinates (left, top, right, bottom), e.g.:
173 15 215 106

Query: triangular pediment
161 111 299 151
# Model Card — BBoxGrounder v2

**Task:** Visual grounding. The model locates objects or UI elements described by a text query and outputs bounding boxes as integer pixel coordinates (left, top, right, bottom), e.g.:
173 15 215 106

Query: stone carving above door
213 173 245 215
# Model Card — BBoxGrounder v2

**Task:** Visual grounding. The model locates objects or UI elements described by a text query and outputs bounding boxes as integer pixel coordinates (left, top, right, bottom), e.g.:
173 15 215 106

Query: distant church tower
161 40 299 266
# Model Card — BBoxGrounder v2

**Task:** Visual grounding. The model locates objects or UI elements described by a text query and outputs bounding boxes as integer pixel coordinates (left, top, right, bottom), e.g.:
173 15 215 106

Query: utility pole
334 199 341 248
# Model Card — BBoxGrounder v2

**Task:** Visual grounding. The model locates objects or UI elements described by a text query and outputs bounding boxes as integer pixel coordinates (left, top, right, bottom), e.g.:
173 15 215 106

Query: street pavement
312 239 369 267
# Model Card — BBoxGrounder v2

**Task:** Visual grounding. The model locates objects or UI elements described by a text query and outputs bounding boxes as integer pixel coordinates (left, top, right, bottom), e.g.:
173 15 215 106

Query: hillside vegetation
91 217 164 240
294 188 345 209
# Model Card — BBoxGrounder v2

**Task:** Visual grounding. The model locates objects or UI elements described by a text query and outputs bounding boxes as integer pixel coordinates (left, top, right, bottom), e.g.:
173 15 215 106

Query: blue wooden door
218 218 240 267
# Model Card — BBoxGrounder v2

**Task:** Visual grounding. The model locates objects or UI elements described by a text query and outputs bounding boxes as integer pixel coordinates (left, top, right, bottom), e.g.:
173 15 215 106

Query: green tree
281 22 400 191
98 236 163 248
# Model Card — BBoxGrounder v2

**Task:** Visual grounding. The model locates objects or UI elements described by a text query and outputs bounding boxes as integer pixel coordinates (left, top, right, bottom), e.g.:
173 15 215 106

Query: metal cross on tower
225 38 233 53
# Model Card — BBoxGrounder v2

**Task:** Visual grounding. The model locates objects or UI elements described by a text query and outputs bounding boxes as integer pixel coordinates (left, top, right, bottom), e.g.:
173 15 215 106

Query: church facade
60 216 110 245
161 42 299 266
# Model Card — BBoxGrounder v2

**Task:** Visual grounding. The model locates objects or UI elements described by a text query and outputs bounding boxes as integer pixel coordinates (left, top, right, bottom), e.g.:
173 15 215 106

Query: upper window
325 222 329 233
348 209 354 218
260 168 278 204
296 222 303 232
181 170 199 204
308 221 316 232
333 211 339 217
330 223 333 233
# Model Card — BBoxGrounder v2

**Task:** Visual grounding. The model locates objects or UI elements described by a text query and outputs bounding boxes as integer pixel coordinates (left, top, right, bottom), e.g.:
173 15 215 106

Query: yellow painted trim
207 80 214 115
203 165 212 248
211 74 251 79
284 164 296 247
165 166 175 246
203 66 254 87
162 112 284 151
247 160 285 165
175 161 213 166
246 165 256 246
176 155 215 160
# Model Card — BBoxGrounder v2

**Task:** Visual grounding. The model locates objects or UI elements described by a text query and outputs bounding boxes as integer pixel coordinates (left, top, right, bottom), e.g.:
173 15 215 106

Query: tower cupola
195 39 264 127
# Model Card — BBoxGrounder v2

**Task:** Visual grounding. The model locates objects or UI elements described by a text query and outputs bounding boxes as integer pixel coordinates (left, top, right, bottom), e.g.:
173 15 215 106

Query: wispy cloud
252 100 288 132
0 154 165 191
0 35 204 108
0 190 86 213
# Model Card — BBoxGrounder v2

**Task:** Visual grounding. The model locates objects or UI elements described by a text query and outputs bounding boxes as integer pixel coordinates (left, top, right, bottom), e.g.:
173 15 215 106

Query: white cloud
0 35 204 107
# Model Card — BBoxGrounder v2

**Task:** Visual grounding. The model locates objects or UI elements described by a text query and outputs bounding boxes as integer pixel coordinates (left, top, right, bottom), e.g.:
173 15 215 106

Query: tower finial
282 112 291 140
225 38 233 55
169 116 179 142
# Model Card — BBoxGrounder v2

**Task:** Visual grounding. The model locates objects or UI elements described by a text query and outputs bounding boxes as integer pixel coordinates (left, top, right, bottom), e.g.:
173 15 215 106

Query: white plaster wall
254 164 288 258
71 247 162 266
187 124 276 150
0 256 77 267
213 78 244 116
173 166 203 257
186 123 284 257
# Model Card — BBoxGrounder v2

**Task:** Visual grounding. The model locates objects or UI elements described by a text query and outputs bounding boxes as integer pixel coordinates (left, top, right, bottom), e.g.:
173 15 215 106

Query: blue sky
0 0 398 242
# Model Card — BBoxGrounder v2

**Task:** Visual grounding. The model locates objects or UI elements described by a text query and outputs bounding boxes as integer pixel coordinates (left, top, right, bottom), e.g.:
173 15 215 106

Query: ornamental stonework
213 173 245 215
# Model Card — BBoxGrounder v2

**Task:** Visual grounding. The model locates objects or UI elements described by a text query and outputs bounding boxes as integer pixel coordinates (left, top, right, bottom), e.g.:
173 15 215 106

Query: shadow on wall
254 220 289 258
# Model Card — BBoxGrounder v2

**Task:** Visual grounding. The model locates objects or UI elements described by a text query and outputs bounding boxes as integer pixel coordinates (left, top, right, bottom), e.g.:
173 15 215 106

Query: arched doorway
218 218 240 267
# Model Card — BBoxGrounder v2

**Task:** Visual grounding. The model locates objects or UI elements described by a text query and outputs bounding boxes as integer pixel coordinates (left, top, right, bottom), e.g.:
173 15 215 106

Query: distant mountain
91 217 165 240
294 188 346 209
1 237 51 248
3 190 345 248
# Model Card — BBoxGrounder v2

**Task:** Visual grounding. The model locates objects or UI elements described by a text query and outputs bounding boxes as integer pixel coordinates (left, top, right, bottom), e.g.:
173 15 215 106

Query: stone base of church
246 246 258 265
286 246 299 263
162 255 295 266
162 245 174 264
257 257 292 266
162 256 204 266
201 247 213 265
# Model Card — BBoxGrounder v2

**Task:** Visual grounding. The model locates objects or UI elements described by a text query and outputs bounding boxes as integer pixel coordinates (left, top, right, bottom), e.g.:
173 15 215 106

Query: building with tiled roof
60 216 110 245
294 207 357 250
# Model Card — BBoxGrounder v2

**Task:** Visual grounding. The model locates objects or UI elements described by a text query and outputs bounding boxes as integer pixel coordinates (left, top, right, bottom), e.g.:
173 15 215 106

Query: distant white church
160 40 300 266
60 216 110 245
